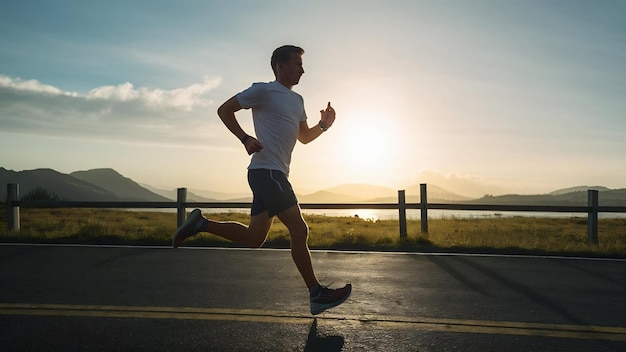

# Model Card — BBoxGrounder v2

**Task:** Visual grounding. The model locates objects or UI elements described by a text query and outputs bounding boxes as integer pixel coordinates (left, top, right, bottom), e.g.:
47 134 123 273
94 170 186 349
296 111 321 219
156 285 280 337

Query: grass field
1 207 625 257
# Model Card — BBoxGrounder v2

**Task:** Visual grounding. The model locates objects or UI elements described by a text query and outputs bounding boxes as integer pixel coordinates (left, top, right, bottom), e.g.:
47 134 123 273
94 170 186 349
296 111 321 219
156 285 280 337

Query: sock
195 217 209 232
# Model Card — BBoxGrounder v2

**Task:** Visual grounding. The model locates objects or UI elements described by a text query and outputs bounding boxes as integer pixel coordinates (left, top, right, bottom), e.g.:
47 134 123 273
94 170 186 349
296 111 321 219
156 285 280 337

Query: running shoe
172 208 204 249
310 284 352 315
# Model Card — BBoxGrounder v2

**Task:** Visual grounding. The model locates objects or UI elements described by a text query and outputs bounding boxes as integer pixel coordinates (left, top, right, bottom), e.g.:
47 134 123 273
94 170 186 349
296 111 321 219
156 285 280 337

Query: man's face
278 53 304 86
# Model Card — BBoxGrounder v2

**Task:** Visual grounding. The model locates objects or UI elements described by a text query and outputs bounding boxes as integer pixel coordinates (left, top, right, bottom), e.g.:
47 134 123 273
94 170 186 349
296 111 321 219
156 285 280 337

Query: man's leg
204 211 273 248
173 204 351 314
173 209 273 248
277 204 352 315
276 204 319 290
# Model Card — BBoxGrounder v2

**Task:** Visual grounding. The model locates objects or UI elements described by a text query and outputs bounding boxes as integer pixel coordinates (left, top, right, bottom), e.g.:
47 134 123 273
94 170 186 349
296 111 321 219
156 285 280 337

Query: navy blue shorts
248 169 298 217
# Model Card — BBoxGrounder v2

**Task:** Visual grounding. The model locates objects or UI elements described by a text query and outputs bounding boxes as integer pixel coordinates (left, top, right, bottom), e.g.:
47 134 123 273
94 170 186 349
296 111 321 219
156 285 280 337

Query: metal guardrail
6 183 626 244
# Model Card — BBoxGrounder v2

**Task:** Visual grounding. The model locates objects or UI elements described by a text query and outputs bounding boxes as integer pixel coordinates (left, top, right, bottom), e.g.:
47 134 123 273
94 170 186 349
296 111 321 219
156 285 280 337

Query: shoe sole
172 209 202 249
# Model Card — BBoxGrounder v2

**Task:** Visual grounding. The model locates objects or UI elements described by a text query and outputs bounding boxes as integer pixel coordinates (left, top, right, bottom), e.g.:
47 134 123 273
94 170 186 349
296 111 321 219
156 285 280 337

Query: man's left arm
298 102 336 144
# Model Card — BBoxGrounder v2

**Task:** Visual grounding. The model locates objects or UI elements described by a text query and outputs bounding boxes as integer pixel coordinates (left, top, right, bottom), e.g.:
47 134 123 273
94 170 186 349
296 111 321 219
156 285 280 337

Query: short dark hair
271 45 304 75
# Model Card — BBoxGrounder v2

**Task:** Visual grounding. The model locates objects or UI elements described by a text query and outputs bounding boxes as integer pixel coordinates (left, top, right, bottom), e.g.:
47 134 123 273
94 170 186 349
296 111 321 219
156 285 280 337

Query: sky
1 0 625 198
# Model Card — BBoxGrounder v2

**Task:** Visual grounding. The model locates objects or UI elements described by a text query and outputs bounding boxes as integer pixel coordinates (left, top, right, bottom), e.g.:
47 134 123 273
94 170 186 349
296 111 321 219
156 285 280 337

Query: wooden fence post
177 188 187 228
398 190 407 238
587 190 598 244
7 183 20 232
420 183 428 233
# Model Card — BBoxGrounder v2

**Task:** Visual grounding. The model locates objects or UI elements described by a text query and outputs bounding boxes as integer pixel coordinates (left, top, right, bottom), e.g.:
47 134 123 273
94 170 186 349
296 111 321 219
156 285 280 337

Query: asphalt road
0 243 625 351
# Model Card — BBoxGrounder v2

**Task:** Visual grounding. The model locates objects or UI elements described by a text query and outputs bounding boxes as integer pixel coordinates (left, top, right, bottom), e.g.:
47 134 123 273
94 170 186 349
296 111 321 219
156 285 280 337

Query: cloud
0 75 226 147
0 75 78 96
86 78 220 111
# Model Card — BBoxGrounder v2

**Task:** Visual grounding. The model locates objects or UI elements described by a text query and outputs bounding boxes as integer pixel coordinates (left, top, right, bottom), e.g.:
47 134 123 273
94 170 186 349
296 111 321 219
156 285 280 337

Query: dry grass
418 216 626 256
1 207 625 256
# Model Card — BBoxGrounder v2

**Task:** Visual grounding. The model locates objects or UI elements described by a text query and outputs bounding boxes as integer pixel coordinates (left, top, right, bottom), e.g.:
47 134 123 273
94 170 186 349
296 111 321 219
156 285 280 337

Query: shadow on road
425 255 489 295
449 256 588 325
303 318 344 352
554 258 626 287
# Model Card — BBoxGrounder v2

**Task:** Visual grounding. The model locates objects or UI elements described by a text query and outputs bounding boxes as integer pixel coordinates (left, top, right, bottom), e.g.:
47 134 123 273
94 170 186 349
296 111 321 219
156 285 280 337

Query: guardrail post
587 190 598 244
420 183 428 233
398 190 407 238
177 188 187 227
7 183 20 232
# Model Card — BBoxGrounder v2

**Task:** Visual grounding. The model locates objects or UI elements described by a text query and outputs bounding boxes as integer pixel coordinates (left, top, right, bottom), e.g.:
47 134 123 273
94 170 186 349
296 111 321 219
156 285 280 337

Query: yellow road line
1 303 625 341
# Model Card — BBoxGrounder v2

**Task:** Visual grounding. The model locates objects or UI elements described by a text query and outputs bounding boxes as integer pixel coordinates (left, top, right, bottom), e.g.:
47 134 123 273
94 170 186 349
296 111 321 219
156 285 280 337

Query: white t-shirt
236 81 307 175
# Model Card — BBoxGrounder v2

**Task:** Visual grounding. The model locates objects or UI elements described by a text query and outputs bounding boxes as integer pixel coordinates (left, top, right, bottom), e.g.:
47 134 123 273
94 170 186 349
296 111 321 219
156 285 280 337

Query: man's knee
289 223 309 243
247 228 269 248
276 205 309 243
246 212 273 248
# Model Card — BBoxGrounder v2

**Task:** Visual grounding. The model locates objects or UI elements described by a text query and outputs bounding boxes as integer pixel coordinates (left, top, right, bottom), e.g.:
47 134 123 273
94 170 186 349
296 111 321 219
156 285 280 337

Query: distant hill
190 188 251 201
549 186 611 196
141 184 218 202
467 188 626 206
1 167 168 202
3 166 625 206
307 183 625 205
597 189 626 205
332 183 471 203
297 183 471 203
0 167 118 201
404 184 472 202
70 169 170 201
298 190 362 203
322 184 396 200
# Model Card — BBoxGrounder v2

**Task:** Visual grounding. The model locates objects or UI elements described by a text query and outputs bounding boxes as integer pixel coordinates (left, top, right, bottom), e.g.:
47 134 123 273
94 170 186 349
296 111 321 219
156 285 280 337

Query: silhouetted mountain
404 184 472 202
70 169 170 201
467 188 626 206
598 189 626 205
141 184 218 202
3 166 625 206
549 186 611 195
190 188 251 201
326 183 471 203
323 184 397 199
307 184 625 205
299 190 362 203
0 167 118 201
1 167 170 202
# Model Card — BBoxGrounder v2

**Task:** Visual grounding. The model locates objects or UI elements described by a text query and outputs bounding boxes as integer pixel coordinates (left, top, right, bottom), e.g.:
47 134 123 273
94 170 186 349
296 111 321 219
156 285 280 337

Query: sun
343 123 386 166
333 110 402 182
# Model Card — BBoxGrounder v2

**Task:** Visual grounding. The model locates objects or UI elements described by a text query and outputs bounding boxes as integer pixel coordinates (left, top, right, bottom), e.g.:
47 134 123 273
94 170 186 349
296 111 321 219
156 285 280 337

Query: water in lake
191 208 625 221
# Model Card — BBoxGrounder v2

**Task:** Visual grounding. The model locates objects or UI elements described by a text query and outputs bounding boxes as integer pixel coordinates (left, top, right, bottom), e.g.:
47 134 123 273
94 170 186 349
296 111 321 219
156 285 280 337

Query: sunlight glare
337 109 402 182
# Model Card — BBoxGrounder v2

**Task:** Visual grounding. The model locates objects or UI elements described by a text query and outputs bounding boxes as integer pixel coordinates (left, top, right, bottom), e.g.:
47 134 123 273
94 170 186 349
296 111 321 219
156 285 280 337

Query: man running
173 45 351 315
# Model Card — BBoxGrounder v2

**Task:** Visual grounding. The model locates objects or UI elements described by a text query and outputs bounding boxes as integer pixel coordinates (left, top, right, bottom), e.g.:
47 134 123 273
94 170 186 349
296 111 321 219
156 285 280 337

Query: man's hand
320 102 336 128
243 136 263 155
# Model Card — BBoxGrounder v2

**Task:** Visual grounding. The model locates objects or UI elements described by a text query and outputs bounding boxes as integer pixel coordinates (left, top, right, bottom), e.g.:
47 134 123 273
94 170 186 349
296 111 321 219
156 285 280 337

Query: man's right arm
217 96 263 155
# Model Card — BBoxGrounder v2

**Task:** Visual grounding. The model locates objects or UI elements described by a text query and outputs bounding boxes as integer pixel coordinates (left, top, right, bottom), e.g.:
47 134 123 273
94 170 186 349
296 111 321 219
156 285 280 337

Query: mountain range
1 167 625 206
